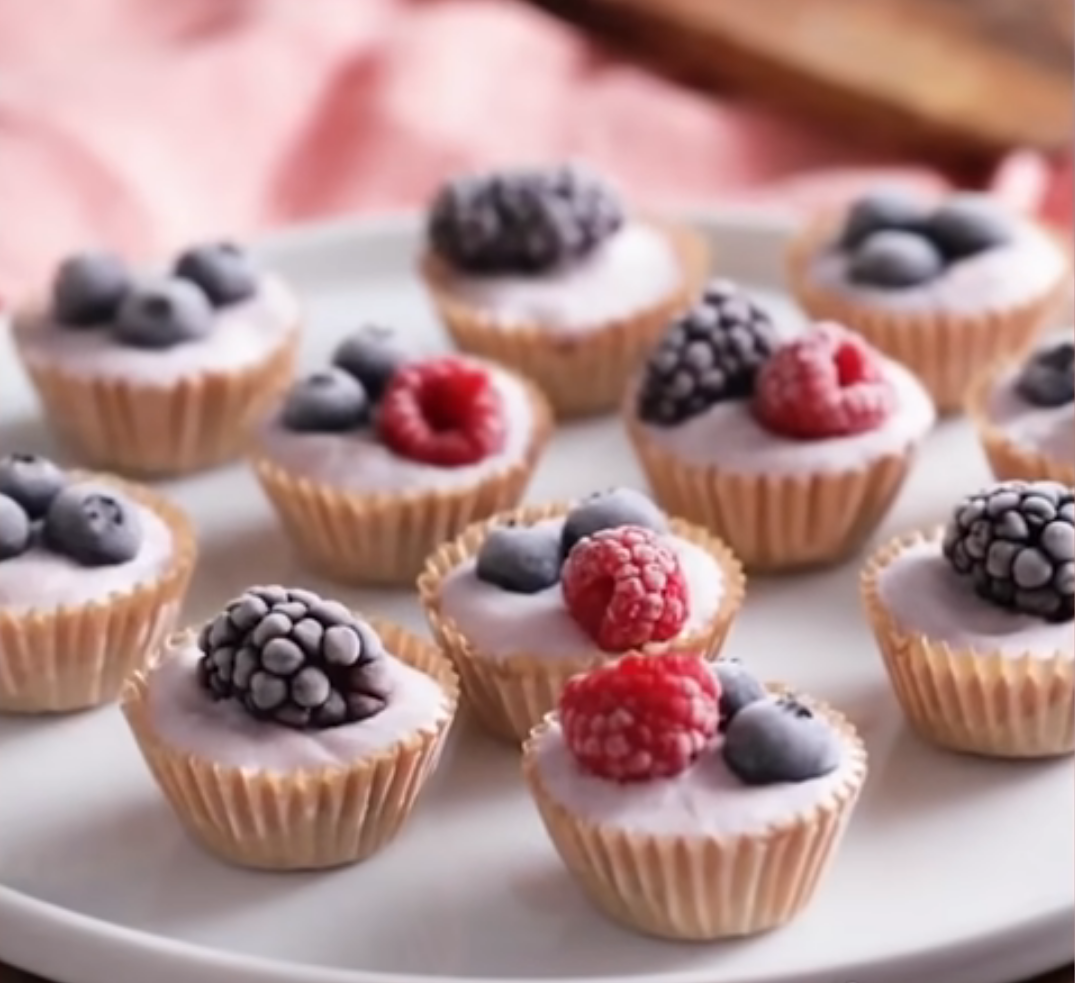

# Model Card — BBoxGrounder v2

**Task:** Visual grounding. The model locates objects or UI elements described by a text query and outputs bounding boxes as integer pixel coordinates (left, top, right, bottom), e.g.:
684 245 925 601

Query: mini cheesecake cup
121 619 459 871
0 475 197 714
861 529 1075 759
420 220 710 420
417 501 746 743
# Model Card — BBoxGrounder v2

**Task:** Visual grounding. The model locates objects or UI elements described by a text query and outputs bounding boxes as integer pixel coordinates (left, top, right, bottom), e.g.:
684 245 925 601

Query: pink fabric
0 0 1067 295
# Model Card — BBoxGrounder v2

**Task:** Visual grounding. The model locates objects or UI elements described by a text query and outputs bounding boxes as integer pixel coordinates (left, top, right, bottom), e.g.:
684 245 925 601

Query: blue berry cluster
1015 340 1074 409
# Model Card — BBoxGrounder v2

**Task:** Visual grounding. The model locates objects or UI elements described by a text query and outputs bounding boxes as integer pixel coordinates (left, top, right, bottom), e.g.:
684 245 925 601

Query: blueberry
848 230 944 288
174 242 258 306
560 488 668 559
712 659 767 731
0 494 31 561
331 325 412 402
51 250 130 326
476 523 562 593
839 190 931 250
1015 341 1074 408
281 368 369 433
0 454 67 520
113 277 214 349
721 696 842 785
43 483 143 566
926 194 1013 260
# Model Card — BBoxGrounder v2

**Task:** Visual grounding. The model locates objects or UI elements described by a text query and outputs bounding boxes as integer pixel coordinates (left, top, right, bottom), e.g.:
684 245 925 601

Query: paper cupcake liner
121 619 460 871
0 475 197 714
521 698 867 941
417 501 746 743
861 530 1075 758
420 221 710 419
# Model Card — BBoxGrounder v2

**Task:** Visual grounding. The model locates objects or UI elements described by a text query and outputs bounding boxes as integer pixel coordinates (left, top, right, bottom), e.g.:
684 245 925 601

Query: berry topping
561 525 688 652
51 250 131 326
560 487 668 560
331 325 412 403
0 494 31 561
926 194 1013 261
43 482 142 566
942 480 1074 622
174 241 258 306
281 368 370 433
427 164 624 274
378 357 507 466
476 522 561 594
712 659 767 732
636 279 780 426
197 586 391 729
113 277 214 349
1015 340 1074 408
838 190 931 250
721 695 842 785
0 453 67 520
559 653 720 782
847 230 944 288
753 323 895 439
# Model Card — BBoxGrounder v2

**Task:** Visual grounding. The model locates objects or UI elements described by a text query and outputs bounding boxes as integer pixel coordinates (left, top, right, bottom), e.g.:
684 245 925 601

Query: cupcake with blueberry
624 280 935 572
522 653 866 940
787 190 1069 413
250 326 552 586
861 479 1074 758
0 453 196 713
417 487 745 742
11 242 301 475
121 585 458 870
418 163 708 419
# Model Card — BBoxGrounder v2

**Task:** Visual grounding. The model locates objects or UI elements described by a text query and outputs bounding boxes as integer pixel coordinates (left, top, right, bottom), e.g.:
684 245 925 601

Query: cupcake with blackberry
861 480 1074 758
250 326 552 585
418 487 745 742
0 453 196 713
787 190 1069 413
624 280 935 571
122 585 459 870
11 242 300 475
419 163 708 418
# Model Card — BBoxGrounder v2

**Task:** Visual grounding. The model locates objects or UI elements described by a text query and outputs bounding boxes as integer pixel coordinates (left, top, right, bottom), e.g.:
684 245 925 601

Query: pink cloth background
0 0 1068 295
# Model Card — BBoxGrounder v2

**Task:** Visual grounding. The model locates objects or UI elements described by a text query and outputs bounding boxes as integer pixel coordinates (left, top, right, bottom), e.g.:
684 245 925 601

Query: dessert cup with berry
624 281 936 572
787 190 1069 413
11 244 301 476
521 654 867 941
418 163 709 419
418 487 745 742
0 453 196 713
250 329 552 586
861 479 1074 758
121 585 459 870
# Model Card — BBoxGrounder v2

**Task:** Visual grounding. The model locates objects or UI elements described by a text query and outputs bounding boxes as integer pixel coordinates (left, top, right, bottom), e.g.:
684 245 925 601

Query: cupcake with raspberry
861 480 1074 758
419 163 708 419
418 487 745 742
121 585 459 870
522 653 866 940
0 453 196 713
625 281 935 571
787 190 1069 413
11 242 301 475
250 328 552 586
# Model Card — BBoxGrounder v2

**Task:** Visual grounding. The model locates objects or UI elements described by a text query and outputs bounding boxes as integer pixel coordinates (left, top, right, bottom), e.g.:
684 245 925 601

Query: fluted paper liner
418 501 746 743
0 475 197 713
420 221 710 419
521 697 867 941
121 619 460 871
861 529 1075 758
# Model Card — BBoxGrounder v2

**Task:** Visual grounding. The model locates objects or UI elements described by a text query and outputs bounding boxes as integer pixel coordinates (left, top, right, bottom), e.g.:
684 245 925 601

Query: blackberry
636 279 779 426
942 480 1074 622
197 586 391 729
426 164 624 274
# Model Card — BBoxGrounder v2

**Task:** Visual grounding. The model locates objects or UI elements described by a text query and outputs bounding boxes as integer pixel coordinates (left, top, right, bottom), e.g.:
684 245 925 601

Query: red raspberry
378 357 507 466
559 653 720 781
562 525 688 652
752 322 895 439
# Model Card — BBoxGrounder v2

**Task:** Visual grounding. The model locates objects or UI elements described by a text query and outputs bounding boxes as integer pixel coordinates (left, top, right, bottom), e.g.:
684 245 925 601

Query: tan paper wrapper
521 697 867 941
121 619 460 871
418 501 746 743
420 221 710 419
0 475 197 713
861 530 1075 758
786 214 1068 415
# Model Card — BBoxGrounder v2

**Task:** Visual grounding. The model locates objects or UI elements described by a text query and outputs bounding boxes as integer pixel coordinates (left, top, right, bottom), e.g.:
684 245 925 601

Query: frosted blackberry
637 279 779 425
427 164 624 274
197 586 392 729
942 480 1075 622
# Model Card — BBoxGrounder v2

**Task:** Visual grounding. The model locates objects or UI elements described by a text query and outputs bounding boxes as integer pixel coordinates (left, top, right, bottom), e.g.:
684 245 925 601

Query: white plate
0 210 1071 983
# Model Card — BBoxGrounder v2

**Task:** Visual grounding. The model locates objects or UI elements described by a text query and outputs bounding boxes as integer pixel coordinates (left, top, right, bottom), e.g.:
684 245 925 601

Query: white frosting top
876 538 1074 659
985 365 1074 466
437 222 683 336
13 274 300 387
145 640 451 773
435 518 725 662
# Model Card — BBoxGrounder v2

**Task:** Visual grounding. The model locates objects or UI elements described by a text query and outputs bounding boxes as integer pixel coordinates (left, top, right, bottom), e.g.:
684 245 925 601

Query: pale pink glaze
985 362 1074 466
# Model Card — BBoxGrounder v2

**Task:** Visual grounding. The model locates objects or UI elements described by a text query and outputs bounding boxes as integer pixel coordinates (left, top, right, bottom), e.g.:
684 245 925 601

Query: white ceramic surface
0 210 1070 983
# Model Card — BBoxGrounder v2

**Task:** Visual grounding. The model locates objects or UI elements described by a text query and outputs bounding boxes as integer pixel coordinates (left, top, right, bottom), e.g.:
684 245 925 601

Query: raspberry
752 323 895 439
559 653 720 781
561 525 688 652
378 356 507 466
